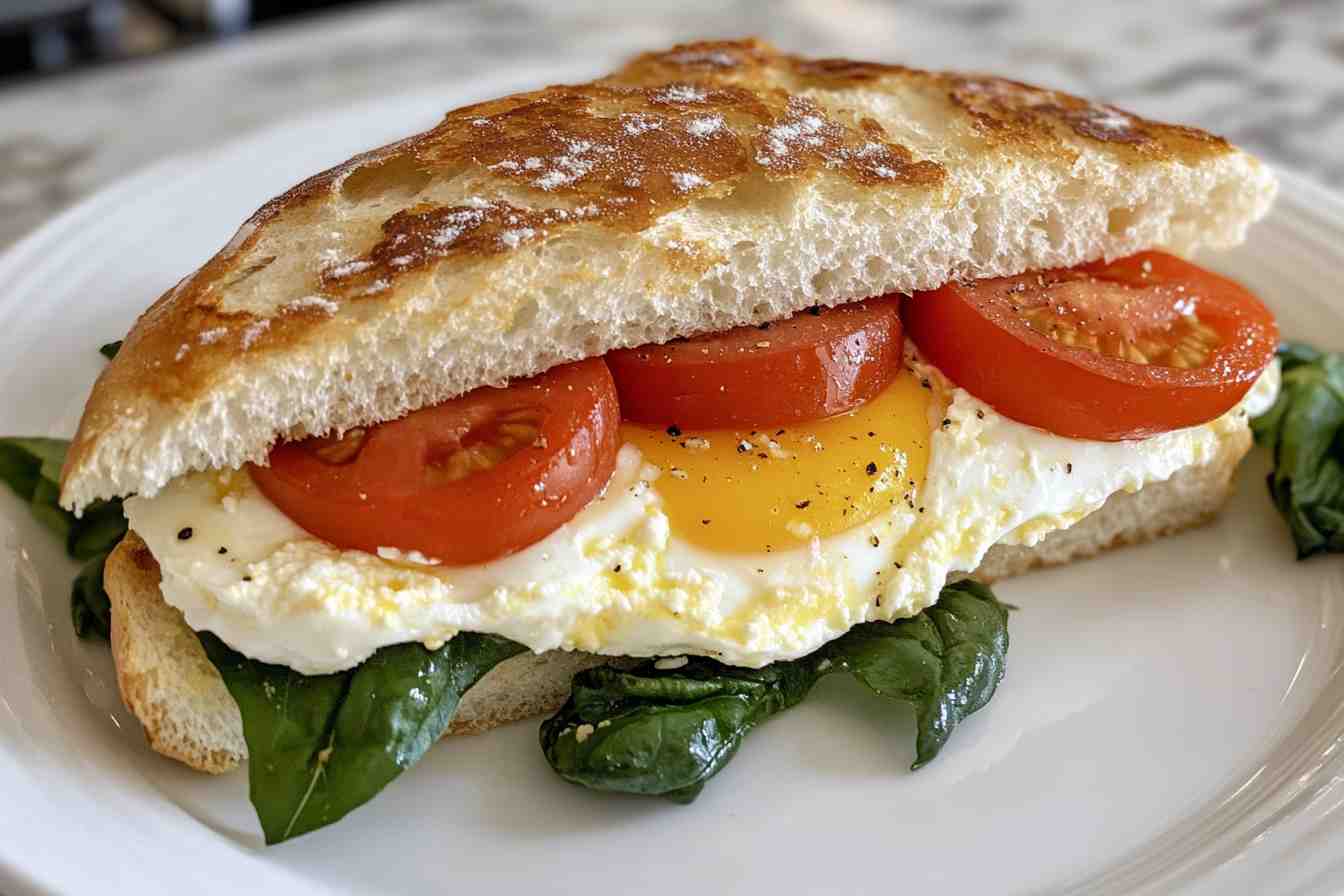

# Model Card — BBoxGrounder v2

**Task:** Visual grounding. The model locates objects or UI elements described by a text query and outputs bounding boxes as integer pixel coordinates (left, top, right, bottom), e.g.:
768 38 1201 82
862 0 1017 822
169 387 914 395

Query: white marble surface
1 0 1342 249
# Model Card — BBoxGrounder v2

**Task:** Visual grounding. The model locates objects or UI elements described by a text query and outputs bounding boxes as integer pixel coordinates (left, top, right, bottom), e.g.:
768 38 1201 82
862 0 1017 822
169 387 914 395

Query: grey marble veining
1 0 1342 250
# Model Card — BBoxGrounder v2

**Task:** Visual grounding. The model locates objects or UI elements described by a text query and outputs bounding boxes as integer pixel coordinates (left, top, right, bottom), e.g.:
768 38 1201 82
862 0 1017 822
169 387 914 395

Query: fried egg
125 352 1280 674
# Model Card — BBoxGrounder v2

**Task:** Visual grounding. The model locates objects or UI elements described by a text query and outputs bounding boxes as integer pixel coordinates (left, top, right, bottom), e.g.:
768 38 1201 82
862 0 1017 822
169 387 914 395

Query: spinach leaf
541 579 1009 801
0 436 127 640
68 498 131 561
1 343 130 640
1252 342 1344 558
0 437 74 540
542 659 817 803
824 579 1009 767
200 632 525 844
71 552 113 639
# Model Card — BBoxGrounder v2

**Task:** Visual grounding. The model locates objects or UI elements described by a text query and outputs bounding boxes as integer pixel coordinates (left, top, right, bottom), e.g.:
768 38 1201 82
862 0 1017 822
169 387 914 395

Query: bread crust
107 531 616 772
61 38 1274 511
107 531 246 773
105 424 1250 774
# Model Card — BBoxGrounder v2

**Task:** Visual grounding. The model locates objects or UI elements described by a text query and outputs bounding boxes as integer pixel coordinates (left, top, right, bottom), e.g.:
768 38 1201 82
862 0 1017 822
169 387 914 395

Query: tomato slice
901 251 1278 441
249 359 620 565
606 297 903 428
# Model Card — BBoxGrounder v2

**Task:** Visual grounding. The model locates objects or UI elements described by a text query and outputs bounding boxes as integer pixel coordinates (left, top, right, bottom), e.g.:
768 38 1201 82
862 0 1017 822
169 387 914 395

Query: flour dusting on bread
61 38 1275 511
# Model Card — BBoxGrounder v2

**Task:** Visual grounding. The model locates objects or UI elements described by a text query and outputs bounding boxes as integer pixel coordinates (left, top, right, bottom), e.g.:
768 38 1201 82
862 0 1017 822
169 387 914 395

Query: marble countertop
2 0 1342 250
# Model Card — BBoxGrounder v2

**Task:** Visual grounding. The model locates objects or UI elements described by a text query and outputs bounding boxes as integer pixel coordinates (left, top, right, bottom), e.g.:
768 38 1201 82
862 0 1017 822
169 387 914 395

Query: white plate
3 71 1344 896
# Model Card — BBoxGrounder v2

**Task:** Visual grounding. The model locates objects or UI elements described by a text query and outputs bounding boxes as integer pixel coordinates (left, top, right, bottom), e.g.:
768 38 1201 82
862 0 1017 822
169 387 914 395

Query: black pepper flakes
869 535 881 547
865 462 878 475
666 424 682 438
941 418 952 428
613 564 622 573
217 546 228 555
177 527 193 541
1066 463 1073 474
920 378 931 389
701 519 711 525
242 575 253 582
807 306 822 316
795 500 811 509
976 410 985 420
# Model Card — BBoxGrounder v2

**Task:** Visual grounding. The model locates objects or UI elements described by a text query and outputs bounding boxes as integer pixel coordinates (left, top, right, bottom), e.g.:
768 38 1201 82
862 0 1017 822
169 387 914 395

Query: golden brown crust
61 38 1244 505
624 40 1230 161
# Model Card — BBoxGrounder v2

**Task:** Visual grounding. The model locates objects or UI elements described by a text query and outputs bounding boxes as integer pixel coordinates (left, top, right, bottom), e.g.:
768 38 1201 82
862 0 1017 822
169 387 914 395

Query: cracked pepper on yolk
620 369 932 553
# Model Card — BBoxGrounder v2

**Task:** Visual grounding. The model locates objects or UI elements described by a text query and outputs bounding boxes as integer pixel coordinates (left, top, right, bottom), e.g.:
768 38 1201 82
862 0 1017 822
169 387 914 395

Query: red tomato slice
249 359 620 565
606 297 903 428
901 251 1278 440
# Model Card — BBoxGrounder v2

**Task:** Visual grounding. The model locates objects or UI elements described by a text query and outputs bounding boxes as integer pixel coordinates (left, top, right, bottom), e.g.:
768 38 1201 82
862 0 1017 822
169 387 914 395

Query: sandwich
45 39 1289 842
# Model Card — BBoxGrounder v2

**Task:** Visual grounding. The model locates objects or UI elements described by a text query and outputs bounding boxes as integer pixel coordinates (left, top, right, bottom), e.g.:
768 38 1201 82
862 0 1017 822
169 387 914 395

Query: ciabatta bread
62 39 1274 511
106 421 1251 774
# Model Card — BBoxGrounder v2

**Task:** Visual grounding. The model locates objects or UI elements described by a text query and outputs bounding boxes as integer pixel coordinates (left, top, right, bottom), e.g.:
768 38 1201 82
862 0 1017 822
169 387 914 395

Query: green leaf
1275 340 1325 371
200 632 525 844
71 551 113 639
1252 343 1344 558
0 441 41 503
541 580 1010 801
29 476 73 541
2 344 128 642
0 437 68 504
99 340 122 360
68 499 132 560
0 435 127 641
825 579 1009 767
541 660 817 800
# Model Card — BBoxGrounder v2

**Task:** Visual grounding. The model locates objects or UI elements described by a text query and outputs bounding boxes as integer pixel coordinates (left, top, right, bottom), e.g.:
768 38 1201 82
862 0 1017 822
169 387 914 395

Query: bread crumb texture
61 38 1275 510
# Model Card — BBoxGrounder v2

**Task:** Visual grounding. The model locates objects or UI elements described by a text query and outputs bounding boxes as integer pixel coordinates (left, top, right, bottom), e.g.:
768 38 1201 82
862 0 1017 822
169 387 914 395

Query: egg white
125 355 1280 674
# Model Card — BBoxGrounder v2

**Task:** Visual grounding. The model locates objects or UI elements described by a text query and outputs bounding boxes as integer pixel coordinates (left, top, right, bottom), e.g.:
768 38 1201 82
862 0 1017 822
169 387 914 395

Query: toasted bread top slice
62 39 1275 510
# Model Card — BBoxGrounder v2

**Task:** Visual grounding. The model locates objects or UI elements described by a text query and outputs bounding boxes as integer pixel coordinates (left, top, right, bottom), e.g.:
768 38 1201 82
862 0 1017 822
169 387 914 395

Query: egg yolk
621 369 932 553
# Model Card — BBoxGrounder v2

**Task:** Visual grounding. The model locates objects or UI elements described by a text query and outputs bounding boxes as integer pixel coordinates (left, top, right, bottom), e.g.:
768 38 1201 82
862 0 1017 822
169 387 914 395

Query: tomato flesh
606 297 903 428
249 359 620 565
902 251 1278 441
252 252 1276 562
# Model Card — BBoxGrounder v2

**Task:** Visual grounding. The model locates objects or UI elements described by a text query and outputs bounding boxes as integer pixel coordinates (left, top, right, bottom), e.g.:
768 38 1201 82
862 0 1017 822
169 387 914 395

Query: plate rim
2 78 1344 896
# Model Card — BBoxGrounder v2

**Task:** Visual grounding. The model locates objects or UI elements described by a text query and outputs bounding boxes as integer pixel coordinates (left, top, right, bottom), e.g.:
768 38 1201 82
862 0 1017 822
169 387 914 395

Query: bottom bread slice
104 424 1251 774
